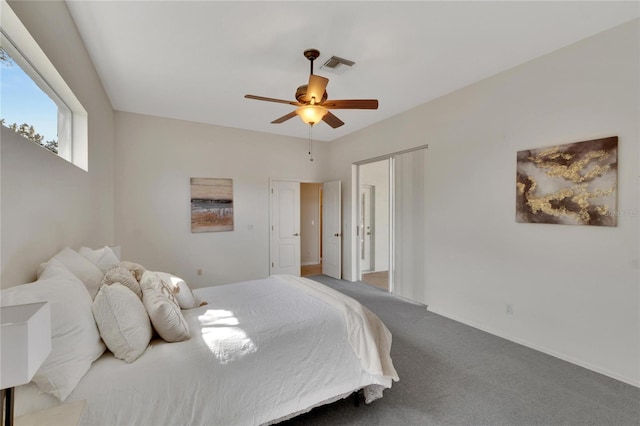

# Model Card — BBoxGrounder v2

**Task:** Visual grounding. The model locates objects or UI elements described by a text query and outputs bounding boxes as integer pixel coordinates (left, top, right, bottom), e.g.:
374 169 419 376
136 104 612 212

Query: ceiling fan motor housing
296 84 328 104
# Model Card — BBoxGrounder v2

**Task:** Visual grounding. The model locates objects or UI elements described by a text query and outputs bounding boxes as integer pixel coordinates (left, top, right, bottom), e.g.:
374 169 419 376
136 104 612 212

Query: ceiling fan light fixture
296 104 327 126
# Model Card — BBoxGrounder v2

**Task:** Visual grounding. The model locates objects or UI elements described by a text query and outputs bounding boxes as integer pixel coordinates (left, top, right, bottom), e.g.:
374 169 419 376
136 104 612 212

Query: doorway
358 160 390 291
300 183 322 277
270 180 342 279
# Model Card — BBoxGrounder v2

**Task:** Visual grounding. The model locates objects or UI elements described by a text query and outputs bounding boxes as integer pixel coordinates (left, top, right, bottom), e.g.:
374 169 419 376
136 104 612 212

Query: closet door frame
354 144 428 298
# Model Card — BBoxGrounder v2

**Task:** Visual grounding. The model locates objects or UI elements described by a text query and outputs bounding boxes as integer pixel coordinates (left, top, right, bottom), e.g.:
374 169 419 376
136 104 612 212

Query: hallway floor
361 270 389 291
301 263 322 277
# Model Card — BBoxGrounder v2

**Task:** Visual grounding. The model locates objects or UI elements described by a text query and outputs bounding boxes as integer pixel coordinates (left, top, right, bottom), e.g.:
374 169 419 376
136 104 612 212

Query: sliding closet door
393 148 428 304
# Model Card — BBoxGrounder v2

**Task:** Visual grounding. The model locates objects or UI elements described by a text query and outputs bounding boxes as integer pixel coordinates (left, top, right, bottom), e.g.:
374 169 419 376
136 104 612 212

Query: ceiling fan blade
271 111 298 124
306 75 329 104
245 94 301 106
323 99 379 110
322 111 345 129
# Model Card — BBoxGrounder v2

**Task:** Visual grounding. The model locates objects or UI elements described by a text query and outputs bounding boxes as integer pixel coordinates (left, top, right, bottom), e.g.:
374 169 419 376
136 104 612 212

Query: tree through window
1 42 64 155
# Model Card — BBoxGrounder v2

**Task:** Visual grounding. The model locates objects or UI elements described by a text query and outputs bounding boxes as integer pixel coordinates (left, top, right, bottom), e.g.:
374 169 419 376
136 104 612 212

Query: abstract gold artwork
191 178 234 232
516 136 617 226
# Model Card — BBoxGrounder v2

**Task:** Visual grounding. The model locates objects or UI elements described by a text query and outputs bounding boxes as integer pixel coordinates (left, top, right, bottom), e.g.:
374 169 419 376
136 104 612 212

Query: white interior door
360 185 374 271
270 180 301 276
322 181 341 279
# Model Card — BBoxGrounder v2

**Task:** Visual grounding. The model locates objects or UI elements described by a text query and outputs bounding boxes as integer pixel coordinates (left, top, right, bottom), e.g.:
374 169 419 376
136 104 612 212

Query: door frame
269 177 324 276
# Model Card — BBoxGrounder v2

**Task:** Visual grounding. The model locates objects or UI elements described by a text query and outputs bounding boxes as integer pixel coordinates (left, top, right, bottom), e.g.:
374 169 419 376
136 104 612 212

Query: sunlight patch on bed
199 309 257 363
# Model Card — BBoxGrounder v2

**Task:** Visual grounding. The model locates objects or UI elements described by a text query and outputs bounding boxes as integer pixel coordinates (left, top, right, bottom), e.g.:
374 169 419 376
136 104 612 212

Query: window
0 38 70 156
0 1 88 170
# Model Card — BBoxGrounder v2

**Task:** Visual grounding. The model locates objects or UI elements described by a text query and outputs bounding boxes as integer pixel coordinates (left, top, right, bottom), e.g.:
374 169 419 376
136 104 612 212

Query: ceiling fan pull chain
308 126 314 162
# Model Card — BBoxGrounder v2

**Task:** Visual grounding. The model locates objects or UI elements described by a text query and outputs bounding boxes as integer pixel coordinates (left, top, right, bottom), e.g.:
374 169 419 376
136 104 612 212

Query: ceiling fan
244 49 378 129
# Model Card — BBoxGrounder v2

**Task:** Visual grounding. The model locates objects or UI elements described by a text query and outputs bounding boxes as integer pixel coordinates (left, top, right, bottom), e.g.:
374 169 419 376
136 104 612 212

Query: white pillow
93 284 151 363
37 247 104 300
140 272 189 343
155 271 206 309
109 245 121 261
79 246 120 273
1 260 105 401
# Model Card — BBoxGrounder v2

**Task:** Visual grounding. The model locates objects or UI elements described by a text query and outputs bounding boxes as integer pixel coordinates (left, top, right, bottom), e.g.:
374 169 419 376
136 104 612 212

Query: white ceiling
65 1 638 142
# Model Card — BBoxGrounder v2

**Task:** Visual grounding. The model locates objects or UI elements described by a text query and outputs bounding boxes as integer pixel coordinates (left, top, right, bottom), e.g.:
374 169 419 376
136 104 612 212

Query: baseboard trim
427 305 640 388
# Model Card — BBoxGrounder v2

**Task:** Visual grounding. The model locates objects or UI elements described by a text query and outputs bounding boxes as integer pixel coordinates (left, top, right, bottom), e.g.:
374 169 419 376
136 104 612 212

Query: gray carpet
281 275 640 426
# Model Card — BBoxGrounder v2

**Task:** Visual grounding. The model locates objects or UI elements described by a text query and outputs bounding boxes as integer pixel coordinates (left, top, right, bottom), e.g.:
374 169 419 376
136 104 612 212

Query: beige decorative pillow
155 271 207 310
93 283 151 363
141 286 190 343
102 265 142 299
119 261 147 282
139 271 179 308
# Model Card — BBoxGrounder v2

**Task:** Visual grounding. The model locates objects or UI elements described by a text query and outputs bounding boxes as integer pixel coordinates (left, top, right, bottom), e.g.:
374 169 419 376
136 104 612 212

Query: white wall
1 1 115 287
301 183 321 265
114 112 329 287
359 160 389 271
328 20 639 386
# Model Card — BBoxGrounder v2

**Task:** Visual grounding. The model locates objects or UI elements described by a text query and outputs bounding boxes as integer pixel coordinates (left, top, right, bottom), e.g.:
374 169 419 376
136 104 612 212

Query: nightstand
14 400 85 426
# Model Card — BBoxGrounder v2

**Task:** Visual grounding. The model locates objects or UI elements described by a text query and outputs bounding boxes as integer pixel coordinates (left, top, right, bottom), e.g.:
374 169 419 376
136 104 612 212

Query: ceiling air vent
320 55 355 75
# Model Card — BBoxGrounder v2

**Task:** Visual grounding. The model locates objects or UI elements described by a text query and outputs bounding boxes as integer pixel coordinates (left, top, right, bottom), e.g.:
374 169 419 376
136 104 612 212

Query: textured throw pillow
36 247 104 300
93 283 151 363
140 272 189 342
1 260 105 401
155 271 206 310
102 265 142 299
119 261 146 283
79 246 120 273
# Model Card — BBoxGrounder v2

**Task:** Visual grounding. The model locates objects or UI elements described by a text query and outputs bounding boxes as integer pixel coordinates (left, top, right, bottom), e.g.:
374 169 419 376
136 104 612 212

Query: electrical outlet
506 303 514 315
196 269 203 276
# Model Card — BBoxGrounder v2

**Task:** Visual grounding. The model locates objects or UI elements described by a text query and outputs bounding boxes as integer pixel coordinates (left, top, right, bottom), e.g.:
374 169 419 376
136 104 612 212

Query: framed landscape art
516 136 618 227
191 178 234 232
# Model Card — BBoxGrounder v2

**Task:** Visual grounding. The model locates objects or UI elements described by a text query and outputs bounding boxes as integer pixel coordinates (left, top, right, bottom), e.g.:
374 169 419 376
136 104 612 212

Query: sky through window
1 48 58 143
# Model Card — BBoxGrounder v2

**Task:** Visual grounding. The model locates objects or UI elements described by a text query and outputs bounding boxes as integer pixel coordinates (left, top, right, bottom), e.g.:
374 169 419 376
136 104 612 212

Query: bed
10 273 398 425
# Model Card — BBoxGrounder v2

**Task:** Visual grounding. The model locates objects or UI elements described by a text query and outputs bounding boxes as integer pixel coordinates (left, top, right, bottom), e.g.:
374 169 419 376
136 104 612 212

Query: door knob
334 233 341 237
366 232 371 235
293 233 300 236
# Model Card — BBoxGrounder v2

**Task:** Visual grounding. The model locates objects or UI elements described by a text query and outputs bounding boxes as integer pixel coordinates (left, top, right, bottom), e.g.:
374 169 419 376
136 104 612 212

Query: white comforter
16 275 397 426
